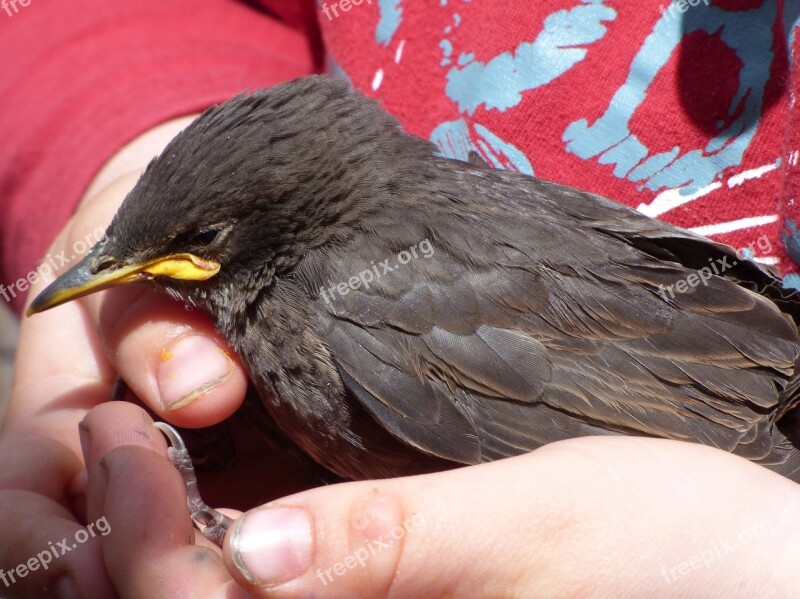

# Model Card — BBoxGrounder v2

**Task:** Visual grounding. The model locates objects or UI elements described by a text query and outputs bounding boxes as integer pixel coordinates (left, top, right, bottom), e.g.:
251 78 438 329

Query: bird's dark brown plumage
30 75 800 482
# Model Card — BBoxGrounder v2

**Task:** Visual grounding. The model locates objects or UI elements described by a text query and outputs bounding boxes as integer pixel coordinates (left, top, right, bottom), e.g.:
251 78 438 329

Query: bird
28 74 800 484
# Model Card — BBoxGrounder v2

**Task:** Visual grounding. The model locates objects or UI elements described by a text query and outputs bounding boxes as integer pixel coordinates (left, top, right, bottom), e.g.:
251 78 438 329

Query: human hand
80 398 800 598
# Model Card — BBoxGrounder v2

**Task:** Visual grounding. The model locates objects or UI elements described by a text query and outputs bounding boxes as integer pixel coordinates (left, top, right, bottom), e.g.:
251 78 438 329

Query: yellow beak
27 252 220 316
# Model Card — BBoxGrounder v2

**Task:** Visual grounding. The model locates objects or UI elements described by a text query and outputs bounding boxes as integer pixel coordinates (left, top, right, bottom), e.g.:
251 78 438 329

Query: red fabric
780 29 800 264
2 0 800 314
0 0 318 312
321 0 797 278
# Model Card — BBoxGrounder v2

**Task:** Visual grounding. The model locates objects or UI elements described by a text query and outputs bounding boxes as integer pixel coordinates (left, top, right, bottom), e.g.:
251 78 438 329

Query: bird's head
27 76 433 320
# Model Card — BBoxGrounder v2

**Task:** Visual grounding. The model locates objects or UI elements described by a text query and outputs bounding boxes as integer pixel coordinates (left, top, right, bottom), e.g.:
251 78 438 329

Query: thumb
222 437 800 598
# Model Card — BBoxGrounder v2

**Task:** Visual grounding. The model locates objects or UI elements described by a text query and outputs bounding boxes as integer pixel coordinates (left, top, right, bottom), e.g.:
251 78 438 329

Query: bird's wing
301 169 800 465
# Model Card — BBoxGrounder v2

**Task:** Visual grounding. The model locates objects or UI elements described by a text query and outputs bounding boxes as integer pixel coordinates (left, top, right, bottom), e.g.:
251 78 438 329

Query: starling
28 75 800 485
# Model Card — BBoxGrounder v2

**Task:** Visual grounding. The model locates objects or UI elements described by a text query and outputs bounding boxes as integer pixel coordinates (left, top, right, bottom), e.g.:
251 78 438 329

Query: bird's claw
154 422 234 547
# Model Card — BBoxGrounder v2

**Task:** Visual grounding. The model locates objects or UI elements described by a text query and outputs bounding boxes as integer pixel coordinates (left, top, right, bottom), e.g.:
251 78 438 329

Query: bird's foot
154 422 234 547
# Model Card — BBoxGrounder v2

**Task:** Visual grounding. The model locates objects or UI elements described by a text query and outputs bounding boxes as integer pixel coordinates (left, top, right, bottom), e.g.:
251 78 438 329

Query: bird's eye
193 229 221 246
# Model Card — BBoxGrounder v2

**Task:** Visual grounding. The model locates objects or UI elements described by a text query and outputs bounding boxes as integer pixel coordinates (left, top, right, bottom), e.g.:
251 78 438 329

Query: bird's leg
153 422 234 548
108 378 233 546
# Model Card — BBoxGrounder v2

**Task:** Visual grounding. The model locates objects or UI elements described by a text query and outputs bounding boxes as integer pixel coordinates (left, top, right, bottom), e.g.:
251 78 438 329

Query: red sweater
2 0 799 313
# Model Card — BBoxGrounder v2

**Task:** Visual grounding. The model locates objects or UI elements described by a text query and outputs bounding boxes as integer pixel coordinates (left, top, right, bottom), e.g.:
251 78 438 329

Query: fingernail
54 574 82 599
157 335 233 410
231 508 313 587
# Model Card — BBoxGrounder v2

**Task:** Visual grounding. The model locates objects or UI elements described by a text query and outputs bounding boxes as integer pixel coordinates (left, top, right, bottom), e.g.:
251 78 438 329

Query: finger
223 437 800 598
0 432 115 598
80 401 169 522
11 221 114 423
100 445 252 598
2 222 115 598
0 490 115 598
9 295 112 528
1 219 122 597
81 402 247 598
90 285 248 428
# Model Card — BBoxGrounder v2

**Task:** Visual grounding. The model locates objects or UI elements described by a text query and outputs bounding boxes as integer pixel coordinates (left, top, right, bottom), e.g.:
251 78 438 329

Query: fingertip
223 486 411 599
81 402 166 519
80 402 165 456
87 287 248 428
228 507 314 588
99 445 231 595
155 333 247 426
